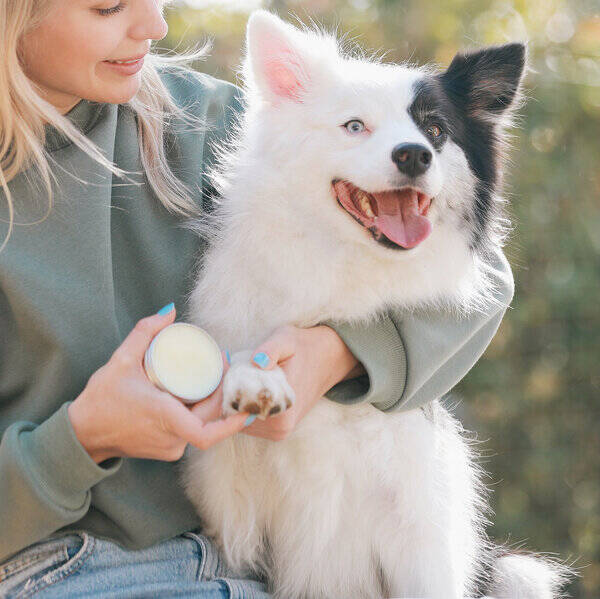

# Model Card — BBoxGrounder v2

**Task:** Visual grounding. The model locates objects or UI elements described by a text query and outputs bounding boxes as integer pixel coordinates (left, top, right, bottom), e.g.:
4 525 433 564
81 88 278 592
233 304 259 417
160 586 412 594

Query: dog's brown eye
343 119 365 134
427 124 443 138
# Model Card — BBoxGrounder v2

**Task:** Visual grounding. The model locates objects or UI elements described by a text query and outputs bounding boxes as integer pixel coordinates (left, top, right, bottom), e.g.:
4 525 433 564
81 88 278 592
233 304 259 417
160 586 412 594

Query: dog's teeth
358 192 375 218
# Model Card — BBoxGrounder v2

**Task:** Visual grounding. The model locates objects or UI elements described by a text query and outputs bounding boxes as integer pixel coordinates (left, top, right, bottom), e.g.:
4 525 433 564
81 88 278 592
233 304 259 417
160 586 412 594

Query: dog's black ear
440 42 527 117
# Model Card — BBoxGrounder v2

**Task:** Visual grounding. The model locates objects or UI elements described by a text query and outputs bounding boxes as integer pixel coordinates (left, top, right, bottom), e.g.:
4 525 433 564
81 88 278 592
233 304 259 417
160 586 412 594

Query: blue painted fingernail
253 352 269 368
244 415 257 427
225 350 231 365
157 302 174 315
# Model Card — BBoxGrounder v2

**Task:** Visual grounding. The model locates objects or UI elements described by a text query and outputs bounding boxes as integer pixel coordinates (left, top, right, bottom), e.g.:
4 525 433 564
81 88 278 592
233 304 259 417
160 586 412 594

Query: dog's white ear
245 10 312 103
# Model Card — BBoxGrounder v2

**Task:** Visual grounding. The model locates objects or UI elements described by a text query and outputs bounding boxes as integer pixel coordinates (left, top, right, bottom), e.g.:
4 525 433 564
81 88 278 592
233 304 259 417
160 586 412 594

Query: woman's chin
93 75 142 104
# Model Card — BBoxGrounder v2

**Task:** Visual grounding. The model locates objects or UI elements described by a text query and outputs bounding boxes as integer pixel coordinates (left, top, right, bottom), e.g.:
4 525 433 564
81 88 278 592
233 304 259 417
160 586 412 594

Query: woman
0 1 515 597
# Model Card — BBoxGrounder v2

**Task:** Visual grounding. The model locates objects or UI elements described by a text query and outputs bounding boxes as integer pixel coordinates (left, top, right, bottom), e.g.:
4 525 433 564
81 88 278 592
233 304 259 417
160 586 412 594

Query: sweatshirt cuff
321 315 407 410
20 403 122 510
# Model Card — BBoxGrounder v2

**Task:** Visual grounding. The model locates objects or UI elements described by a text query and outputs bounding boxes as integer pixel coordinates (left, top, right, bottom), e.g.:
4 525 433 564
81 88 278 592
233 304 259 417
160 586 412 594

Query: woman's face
19 0 169 114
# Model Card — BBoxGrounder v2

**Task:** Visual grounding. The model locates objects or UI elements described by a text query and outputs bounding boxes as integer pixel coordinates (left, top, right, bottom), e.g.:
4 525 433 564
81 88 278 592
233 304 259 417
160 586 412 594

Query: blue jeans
0 530 270 598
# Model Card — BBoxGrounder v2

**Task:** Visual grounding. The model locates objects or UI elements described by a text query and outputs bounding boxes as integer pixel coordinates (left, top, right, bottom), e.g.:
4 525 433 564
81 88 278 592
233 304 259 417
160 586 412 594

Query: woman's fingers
192 412 252 449
166 401 249 450
166 345 247 450
189 392 223 422
251 325 298 371
115 305 176 364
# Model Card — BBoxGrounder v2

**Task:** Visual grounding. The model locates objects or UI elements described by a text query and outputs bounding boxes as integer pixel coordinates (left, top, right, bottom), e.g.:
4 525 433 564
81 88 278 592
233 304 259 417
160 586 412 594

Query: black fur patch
408 43 526 251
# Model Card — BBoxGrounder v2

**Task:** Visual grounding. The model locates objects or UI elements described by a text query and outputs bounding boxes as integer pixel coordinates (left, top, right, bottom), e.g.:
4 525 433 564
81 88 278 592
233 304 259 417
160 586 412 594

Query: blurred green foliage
163 1 600 596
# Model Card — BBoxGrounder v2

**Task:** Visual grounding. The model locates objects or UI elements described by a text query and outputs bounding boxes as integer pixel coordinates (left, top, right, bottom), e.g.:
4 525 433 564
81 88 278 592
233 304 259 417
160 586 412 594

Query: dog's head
240 10 527 265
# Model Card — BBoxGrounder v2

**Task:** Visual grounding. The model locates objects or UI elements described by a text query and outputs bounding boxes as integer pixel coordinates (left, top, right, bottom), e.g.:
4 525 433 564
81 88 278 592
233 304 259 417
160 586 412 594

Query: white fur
484 554 574 599
182 11 568 598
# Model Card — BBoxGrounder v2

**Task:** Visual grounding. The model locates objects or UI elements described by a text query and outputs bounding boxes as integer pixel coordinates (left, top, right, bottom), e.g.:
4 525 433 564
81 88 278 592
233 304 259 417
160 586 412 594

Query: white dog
182 11 569 598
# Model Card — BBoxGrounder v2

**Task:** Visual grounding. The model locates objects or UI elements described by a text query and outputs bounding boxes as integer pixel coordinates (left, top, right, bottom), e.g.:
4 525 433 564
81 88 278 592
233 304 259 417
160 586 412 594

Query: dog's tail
481 551 575 599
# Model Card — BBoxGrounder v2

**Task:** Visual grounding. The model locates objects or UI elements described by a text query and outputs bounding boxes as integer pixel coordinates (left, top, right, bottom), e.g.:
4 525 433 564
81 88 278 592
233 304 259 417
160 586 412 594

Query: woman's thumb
251 326 296 370
118 302 176 358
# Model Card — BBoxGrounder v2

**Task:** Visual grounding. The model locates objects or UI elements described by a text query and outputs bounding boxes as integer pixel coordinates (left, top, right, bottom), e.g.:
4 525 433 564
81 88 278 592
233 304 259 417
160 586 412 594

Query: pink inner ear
258 34 308 102
264 60 304 100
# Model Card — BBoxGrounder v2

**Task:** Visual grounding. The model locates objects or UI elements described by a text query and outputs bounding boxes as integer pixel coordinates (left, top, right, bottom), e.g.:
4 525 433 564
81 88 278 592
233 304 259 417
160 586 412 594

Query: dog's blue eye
343 119 365 134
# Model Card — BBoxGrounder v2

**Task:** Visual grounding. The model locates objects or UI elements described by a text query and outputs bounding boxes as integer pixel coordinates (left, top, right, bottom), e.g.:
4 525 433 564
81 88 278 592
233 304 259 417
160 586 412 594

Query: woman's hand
242 324 366 441
68 305 250 464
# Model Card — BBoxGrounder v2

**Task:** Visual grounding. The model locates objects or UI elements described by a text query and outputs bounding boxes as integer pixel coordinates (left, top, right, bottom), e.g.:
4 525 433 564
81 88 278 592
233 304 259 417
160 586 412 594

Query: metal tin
143 322 223 404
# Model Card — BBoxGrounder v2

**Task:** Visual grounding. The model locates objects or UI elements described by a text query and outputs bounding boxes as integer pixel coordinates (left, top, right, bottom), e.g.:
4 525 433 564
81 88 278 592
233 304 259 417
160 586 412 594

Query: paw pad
222 356 296 419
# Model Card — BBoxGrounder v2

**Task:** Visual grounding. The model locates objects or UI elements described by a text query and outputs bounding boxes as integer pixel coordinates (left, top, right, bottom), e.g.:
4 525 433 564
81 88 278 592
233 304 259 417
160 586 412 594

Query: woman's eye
343 119 366 134
427 124 443 138
97 2 126 16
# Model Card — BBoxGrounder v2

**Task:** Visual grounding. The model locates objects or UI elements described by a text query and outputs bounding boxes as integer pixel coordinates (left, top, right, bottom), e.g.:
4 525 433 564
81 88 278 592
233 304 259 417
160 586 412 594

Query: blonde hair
0 0 211 253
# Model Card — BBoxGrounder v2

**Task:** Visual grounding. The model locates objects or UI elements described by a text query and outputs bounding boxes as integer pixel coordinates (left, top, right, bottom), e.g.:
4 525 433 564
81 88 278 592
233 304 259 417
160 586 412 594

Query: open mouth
332 179 433 250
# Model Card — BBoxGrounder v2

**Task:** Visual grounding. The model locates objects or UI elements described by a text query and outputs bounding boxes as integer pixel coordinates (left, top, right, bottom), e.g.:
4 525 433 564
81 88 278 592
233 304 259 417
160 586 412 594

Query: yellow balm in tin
143 323 223 403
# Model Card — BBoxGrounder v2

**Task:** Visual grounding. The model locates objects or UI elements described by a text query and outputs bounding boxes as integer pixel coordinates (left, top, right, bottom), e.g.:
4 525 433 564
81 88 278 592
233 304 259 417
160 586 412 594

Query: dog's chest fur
187 186 480 352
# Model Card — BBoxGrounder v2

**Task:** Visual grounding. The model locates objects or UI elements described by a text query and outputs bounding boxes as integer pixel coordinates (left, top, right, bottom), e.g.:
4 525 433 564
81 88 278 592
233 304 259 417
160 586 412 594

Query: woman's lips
102 56 145 75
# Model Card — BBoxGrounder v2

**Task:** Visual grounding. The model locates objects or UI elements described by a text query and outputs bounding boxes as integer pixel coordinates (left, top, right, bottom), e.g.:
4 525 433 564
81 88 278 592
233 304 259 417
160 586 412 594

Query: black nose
391 143 432 177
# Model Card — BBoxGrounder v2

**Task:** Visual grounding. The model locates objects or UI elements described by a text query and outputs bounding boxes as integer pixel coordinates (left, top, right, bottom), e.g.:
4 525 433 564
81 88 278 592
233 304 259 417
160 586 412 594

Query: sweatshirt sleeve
322 247 514 412
0 403 121 562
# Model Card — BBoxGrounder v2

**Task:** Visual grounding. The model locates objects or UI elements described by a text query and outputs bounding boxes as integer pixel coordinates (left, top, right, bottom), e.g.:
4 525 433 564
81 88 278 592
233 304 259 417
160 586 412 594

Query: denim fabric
0 531 270 598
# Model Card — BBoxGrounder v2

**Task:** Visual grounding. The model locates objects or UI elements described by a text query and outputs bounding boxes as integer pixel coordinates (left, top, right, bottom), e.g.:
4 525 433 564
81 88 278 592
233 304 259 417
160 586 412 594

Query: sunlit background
161 1 599 596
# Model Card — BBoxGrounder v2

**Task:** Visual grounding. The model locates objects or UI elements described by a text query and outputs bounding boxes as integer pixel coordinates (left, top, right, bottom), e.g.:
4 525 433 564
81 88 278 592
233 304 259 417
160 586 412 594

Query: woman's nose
129 0 169 42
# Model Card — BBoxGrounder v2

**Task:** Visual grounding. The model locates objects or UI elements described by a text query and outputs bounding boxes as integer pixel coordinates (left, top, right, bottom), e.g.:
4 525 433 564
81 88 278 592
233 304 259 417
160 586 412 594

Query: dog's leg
373 403 484 599
183 433 271 577
378 530 464 598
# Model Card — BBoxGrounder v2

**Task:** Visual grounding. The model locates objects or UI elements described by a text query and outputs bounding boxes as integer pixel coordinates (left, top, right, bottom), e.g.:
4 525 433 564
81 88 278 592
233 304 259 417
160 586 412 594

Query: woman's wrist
68 399 115 464
317 325 366 390
342 360 367 382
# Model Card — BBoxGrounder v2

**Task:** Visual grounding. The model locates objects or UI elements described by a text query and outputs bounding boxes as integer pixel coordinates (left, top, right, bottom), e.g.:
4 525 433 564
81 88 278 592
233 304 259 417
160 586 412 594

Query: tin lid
143 323 223 403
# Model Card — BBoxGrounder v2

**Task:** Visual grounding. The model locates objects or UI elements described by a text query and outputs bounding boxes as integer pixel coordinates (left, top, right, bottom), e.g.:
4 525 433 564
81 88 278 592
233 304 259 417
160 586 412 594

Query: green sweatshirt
0 68 514 563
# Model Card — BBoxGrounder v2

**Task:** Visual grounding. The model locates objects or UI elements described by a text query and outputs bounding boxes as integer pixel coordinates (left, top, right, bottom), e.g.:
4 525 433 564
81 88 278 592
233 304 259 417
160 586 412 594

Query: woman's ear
245 10 313 104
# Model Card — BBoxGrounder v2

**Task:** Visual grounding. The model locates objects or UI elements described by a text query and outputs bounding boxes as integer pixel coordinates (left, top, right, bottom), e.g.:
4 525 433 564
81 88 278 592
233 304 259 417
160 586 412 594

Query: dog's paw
222 351 295 419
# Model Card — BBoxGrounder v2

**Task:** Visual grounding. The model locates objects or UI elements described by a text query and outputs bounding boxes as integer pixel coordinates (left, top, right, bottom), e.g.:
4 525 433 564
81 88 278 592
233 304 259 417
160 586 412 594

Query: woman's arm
0 307 248 563
323 246 514 412
244 246 513 439
0 406 122 563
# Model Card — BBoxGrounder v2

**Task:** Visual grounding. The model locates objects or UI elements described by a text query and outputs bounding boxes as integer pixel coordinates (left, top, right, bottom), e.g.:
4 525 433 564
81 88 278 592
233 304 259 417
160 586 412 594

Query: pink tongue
373 189 432 249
